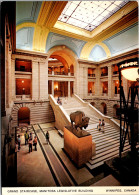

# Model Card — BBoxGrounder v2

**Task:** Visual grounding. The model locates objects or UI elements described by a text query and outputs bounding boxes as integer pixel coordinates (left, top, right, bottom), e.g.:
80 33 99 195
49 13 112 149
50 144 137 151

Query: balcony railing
15 68 32 72
48 71 74 76
113 71 119 75
16 95 31 100
88 74 95 77
114 94 120 98
102 93 108 96
88 92 95 96
101 73 108 77
54 71 68 75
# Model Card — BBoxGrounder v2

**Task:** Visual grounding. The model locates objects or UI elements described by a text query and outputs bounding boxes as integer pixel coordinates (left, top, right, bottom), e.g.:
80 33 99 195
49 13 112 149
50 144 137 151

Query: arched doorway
101 102 107 115
113 104 120 118
18 107 30 126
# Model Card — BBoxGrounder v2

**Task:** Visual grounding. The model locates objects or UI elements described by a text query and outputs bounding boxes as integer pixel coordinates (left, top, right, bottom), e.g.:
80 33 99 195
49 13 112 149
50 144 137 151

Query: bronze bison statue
70 111 90 130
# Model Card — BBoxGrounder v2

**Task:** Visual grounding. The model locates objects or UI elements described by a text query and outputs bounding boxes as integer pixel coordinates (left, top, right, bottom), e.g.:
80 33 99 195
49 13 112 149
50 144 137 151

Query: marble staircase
61 96 130 170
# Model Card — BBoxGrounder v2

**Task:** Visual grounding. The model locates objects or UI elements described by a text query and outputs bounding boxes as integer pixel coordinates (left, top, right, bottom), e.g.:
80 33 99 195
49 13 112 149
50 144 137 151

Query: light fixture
22 80 24 83
119 59 138 81
118 58 138 159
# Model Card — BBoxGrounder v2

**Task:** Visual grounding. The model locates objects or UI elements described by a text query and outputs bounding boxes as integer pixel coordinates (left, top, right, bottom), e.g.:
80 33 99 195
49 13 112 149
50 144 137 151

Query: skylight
58 1 129 31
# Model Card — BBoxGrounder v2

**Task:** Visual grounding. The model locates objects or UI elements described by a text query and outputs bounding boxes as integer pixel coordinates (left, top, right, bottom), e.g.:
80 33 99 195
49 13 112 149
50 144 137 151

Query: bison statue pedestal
64 126 92 168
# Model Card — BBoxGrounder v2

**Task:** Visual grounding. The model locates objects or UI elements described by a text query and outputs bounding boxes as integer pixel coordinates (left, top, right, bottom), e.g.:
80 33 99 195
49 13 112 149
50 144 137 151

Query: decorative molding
80 42 111 60
37 1 67 28
14 49 48 59
16 1 42 25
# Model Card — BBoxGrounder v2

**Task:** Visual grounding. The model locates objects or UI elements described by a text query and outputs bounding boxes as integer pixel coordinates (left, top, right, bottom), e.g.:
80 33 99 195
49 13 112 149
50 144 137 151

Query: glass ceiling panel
58 1 130 31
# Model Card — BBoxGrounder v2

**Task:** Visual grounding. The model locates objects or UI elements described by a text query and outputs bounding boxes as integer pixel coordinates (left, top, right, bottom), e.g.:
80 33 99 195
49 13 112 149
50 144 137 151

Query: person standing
28 137 33 152
17 135 21 151
33 136 37 151
97 119 101 131
29 132 33 140
46 131 50 144
101 119 105 133
24 131 29 145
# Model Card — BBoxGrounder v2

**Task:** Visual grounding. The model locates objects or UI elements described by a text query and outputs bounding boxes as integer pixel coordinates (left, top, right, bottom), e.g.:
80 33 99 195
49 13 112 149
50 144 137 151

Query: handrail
73 94 120 131
49 95 70 130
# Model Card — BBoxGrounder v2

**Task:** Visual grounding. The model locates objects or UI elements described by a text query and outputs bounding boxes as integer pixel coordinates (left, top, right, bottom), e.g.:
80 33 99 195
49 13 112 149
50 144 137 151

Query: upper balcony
101 66 108 77
88 68 95 78
15 59 32 73
48 68 74 77
113 65 119 76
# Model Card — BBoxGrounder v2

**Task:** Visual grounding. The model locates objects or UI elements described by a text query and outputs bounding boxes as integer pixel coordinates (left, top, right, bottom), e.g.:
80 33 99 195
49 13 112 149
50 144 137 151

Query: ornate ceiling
16 1 138 61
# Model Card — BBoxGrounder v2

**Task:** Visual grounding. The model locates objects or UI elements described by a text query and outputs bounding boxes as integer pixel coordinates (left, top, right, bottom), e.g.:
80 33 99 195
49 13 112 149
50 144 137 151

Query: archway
18 107 30 126
113 104 120 118
47 46 78 97
101 102 107 115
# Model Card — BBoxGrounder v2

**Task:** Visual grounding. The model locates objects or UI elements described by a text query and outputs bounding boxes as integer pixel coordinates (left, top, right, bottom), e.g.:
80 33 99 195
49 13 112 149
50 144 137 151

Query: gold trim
16 2 138 53
33 26 49 52
80 42 111 60
16 22 36 31
37 1 67 27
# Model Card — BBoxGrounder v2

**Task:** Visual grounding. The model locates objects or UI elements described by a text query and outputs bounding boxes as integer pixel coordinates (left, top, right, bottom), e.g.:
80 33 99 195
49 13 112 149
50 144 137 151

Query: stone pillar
108 65 112 98
95 66 101 96
122 76 128 99
32 60 39 100
52 67 54 75
5 39 13 111
68 81 70 97
83 67 88 98
39 59 48 100
11 57 15 101
52 80 54 96
74 61 80 96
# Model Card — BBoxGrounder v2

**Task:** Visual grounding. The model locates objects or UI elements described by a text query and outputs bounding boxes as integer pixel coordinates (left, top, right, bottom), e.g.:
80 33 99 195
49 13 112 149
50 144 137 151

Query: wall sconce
22 80 24 83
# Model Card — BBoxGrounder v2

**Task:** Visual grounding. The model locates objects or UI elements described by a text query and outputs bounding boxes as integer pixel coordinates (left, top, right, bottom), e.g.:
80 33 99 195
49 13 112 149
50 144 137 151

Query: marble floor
17 123 94 187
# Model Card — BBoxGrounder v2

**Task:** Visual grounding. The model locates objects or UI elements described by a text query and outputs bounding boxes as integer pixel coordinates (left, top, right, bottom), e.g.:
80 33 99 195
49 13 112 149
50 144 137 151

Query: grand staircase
61 96 131 170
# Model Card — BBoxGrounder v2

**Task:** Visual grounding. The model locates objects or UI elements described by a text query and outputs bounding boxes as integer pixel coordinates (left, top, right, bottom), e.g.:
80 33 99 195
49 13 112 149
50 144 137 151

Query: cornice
78 58 97 65
78 49 139 65
98 48 139 65
53 21 91 41
14 49 48 58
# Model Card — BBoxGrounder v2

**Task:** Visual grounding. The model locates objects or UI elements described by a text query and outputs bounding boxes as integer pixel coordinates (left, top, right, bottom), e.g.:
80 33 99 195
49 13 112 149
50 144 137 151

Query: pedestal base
64 126 92 167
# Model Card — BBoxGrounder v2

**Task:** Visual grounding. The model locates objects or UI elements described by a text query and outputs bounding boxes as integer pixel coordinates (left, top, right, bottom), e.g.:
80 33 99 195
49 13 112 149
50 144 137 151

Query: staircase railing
73 94 120 131
49 95 71 130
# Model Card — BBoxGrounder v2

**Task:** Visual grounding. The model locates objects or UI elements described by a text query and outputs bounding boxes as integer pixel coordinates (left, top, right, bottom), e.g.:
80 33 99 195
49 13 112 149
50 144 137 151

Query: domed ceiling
16 1 138 61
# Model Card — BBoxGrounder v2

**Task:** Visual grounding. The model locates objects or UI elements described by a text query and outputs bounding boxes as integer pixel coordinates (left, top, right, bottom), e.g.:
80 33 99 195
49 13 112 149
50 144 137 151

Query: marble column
122 76 128 99
68 81 70 97
52 80 54 96
108 65 113 98
95 66 101 96
11 57 15 101
32 60 39 100
39 59 48 100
